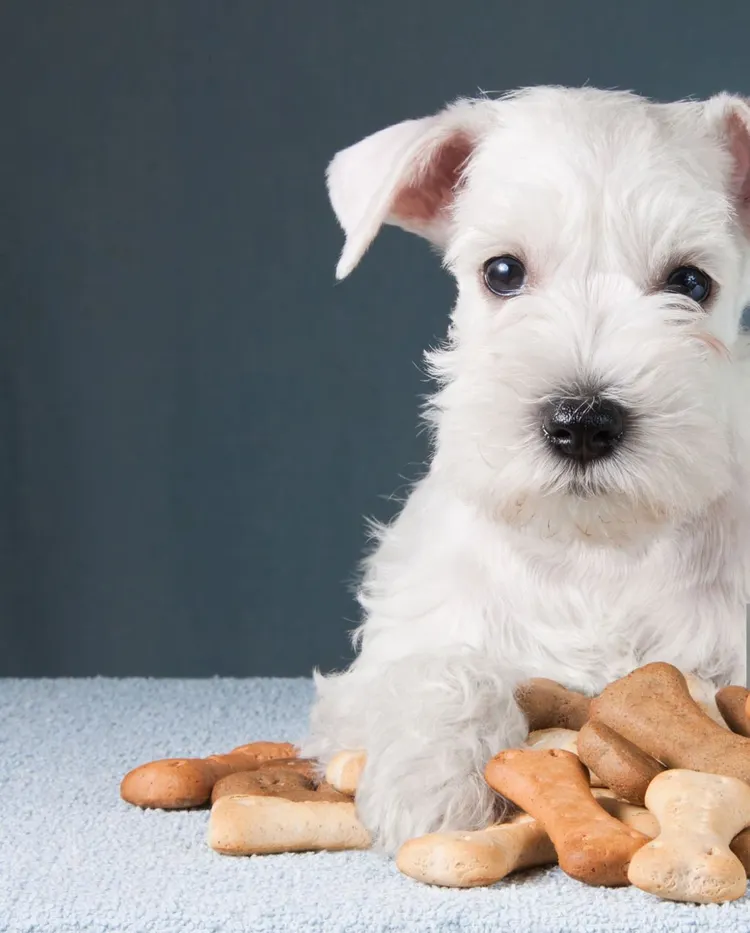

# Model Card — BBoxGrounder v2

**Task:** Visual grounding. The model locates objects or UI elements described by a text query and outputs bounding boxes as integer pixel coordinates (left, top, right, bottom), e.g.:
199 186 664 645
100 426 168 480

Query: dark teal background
1 1 748 676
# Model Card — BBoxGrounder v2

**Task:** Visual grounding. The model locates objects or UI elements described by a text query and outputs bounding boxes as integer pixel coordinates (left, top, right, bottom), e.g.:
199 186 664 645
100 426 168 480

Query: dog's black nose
541 397 626 462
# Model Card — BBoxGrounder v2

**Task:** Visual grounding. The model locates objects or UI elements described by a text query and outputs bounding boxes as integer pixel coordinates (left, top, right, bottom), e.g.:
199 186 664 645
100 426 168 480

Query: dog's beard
439 412 729 546
537 447 624 499
434 418 729 546
496 477 673 546
496 458 666 544
557 473 606 500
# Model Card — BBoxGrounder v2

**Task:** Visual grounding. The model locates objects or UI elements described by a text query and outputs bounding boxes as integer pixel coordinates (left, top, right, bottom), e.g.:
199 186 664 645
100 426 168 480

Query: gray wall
1 1 748 677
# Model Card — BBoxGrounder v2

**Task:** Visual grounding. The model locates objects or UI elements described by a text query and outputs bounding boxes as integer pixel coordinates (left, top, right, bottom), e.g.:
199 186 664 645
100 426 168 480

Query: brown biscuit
514 678 592 731
120 740 298 809
716 686 750 737
576 721 664 806
590 663 750 782
484 747 648 886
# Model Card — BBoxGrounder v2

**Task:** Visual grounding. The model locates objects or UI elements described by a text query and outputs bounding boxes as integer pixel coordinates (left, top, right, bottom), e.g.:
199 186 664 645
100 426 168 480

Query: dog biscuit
120 741 297 809
484 748 648 886
576 721 664 806
716 686 750 737
208 770 370 854
590 663 750 782
514 679 592 732
628 769 750 903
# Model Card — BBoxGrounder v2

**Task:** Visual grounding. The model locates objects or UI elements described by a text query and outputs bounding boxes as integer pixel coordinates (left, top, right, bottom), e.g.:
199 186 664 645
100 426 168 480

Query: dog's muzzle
541 396 626 464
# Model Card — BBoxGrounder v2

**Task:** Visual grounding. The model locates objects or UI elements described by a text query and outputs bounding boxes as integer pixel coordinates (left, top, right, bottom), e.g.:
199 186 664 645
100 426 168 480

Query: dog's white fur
302 87 750 854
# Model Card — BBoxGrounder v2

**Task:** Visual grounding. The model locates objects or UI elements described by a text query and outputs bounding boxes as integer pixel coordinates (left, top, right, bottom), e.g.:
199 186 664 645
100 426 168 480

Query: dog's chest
483 533 719 692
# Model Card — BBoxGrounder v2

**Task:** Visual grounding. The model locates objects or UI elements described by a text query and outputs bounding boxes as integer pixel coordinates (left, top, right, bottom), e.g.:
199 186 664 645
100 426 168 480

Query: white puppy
302 87 750 854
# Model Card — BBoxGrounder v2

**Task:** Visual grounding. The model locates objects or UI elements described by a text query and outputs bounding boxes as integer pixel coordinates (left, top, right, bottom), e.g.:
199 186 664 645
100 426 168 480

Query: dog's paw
354 751 501 855
303 653 528 853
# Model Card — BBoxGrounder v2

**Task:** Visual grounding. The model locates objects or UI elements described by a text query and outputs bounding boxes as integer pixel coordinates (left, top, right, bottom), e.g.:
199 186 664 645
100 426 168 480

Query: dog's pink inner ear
391 134 474 224
726 109 750 221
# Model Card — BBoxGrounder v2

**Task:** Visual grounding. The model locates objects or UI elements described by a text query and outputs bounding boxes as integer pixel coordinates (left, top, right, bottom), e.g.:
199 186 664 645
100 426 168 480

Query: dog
301 86 750 855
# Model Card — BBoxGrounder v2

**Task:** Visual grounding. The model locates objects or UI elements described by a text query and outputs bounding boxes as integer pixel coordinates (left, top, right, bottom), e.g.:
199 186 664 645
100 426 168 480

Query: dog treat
522 728 606 787
120 741 298 809
514 679 592 731
683 673 729 729
628 769 750 903
484 748 648 886
211 758 318 803
576 721 664 806
716 686 750 737
325 749 366 795
590 662 750 783
396 789 658 888
396 811 554 887
208 770 370 854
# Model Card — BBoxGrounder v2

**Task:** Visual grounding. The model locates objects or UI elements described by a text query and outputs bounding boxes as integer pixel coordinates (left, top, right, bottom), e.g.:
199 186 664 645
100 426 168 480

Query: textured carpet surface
4 677 750 933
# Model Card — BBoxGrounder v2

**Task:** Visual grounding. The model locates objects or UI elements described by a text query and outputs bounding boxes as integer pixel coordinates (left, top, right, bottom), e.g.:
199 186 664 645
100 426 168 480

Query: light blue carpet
3 677 750 932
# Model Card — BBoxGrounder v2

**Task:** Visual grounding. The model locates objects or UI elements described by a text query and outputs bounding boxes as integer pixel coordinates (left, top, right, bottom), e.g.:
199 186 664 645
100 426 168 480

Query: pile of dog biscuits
120 662 750 904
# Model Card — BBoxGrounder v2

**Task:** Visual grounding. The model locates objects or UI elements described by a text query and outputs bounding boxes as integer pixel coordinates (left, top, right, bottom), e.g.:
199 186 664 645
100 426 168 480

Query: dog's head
328 88 750 544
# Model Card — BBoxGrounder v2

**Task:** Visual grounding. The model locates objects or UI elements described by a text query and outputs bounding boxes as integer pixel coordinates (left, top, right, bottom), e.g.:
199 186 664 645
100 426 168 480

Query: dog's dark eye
483 256 526 297
664 266 712 305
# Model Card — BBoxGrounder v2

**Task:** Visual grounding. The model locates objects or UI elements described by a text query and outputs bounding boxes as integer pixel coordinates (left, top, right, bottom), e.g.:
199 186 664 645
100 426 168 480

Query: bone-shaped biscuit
590 663 750 782
120 741 298 809
484 748 648 886
576 721 664 806
396 789 658 887
628 769 750 903
514 679 592 731
208 769 370 854
716 686 750 737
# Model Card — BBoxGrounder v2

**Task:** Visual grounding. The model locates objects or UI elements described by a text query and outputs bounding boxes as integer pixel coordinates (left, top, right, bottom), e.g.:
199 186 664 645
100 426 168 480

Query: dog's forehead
470 89 710 185
454 91 731 271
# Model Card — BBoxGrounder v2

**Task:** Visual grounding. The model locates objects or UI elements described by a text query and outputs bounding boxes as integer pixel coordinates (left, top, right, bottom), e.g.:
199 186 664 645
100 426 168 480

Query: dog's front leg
305 651 528 854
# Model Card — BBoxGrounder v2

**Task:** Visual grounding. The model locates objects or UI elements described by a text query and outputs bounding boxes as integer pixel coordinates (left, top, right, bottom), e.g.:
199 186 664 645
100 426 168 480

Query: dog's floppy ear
328 100 492 279
705 94 750 232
